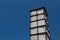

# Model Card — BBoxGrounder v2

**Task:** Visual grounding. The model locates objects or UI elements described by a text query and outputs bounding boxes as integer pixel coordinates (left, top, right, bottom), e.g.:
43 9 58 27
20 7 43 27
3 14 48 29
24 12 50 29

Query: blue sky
0 0 60 40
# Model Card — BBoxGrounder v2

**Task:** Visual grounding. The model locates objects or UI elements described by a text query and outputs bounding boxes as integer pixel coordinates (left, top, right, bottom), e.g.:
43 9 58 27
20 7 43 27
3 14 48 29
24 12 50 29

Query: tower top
30 7 48 16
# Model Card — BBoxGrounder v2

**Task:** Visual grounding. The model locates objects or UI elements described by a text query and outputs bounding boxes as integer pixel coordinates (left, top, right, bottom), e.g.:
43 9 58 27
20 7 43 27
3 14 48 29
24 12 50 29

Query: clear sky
0 0 60 40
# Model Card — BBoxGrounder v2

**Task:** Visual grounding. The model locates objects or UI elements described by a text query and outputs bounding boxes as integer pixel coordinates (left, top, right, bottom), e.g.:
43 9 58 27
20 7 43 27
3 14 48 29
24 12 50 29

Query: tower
30 7 50 40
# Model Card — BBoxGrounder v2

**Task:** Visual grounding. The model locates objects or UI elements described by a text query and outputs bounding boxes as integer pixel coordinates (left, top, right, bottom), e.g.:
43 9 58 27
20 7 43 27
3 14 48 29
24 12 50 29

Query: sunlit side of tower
30 7 50 40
